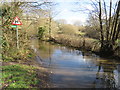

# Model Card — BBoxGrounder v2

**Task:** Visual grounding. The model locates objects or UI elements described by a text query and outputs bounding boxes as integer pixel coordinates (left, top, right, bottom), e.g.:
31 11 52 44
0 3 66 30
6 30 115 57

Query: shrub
38 26 46 40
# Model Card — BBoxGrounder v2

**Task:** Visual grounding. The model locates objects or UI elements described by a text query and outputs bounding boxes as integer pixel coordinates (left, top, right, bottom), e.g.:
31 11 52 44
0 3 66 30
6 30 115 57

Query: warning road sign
12 16 22 25
11 16 22 49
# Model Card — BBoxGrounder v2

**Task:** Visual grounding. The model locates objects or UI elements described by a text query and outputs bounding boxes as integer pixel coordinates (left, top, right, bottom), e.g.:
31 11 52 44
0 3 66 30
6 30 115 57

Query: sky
54 0 92 25
3 0 118 25
52 0 118 25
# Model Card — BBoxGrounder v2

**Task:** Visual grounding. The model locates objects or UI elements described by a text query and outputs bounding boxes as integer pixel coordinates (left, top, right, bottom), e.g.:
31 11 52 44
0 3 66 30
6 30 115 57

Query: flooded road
31 39 120 88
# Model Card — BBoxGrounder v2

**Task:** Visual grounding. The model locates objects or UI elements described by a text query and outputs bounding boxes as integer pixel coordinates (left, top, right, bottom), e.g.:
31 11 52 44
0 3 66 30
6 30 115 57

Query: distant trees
83 13 100 39
42 2 59 39
83 26 100 39
58 24 78 35
74 20 82 26
56 19 67 25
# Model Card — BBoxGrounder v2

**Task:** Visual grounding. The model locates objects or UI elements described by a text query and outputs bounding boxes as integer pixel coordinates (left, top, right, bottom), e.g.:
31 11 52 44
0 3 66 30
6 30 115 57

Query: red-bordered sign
12 16 22 25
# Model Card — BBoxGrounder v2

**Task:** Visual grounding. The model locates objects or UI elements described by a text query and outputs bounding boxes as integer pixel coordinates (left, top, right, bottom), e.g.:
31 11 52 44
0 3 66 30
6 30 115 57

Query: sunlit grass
52 34 97 51
1 64 40 88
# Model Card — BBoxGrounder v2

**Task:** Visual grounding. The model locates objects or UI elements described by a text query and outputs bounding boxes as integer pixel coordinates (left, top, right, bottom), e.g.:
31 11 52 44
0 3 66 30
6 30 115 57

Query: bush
83 26 100 39
38 26 46 40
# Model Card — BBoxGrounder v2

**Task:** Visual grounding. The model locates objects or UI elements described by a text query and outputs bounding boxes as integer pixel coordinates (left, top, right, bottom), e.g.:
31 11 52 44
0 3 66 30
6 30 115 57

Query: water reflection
31 39 120 88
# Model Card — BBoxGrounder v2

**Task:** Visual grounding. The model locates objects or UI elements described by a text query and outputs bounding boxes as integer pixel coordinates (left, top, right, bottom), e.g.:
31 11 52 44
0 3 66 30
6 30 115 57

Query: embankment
47 34 120 60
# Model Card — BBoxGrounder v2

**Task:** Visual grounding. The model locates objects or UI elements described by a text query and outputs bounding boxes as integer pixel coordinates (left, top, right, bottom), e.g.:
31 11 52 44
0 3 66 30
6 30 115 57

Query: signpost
12 16 22 49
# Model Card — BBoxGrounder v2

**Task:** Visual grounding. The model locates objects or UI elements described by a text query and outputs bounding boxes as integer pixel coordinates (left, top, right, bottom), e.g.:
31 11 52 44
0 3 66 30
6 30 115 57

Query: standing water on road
31 39 120 88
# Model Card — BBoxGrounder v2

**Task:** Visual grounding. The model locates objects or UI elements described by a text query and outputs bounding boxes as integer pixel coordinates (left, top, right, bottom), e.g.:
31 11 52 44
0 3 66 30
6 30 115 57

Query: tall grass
51 34 99 51
51 34 120 57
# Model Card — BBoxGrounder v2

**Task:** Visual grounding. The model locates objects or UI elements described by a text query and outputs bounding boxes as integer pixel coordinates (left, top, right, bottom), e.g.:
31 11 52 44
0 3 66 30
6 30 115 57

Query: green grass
1 64 40 88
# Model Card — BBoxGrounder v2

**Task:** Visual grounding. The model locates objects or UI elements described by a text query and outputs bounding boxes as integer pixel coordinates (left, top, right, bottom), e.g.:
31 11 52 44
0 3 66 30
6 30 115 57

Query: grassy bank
50 34 99 51
1 59 50 89
1 64 39 88
1 46 50 88
49 34 120 59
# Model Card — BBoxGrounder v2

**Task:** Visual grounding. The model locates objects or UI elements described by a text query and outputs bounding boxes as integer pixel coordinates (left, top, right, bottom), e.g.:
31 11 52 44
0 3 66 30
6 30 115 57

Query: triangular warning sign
12 16 22 25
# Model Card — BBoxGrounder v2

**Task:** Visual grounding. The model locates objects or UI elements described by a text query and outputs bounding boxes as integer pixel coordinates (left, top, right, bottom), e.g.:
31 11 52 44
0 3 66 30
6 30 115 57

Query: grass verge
1 64 47 88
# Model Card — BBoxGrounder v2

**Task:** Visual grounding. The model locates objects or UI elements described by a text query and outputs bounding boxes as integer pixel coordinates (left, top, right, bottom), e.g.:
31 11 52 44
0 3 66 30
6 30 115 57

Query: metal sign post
16 25 19 49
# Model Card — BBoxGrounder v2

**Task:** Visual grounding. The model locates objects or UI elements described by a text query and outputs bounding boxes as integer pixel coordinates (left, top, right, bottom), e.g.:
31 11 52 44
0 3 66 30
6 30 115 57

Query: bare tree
43 2 60 40
98 0 120 56
78 0 120 56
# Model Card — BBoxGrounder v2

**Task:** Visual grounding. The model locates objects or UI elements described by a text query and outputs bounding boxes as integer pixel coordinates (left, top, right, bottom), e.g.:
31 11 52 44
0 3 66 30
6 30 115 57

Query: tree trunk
49 17 52 40
115 20 120 40
99 0 120 56
103 0 109 41
100 41 114 56
98 0 104 49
